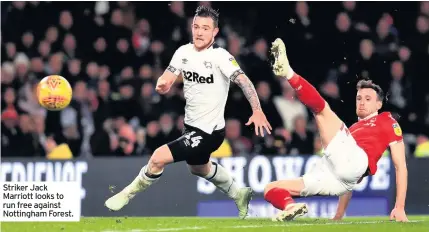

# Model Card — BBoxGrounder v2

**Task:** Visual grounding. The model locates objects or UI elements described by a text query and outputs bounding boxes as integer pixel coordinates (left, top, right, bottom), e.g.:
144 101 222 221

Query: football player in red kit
264 38 408 222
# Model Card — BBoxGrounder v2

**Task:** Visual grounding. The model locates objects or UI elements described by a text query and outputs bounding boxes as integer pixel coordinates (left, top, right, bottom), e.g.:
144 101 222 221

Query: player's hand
155 79 170 94
389 207 409 222
246 110 272 137
331 214 344 221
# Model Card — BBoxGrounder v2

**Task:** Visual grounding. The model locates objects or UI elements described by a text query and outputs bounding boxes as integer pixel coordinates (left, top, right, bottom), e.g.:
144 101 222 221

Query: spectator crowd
2 1 429 158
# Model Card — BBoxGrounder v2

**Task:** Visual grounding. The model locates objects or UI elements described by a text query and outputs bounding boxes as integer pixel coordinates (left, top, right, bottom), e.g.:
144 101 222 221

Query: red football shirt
349 112 403 175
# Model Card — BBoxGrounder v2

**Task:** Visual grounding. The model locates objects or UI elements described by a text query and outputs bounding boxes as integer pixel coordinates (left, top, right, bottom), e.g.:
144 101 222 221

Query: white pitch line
98 227 206 232
215 220 423 229
141 227 206 232
96 220 424 232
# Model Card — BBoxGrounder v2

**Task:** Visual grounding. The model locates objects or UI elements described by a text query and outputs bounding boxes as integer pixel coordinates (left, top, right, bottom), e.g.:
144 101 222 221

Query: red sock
288 73 326 114
264 187 295 210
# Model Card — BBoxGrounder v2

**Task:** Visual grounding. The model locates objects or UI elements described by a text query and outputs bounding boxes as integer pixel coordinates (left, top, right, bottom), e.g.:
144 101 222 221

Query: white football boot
271 38 294 78
105 176 149 211
234 187 254 219
272 202 309 222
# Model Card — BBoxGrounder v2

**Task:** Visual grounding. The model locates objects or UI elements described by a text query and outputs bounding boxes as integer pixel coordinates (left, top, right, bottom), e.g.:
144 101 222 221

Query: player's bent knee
189 168 205 177
263 182 277 196
189 169 201 176
149 145 174 169
264 178 305 197
188 163 211 177
148 156 165 170
188 166 203 176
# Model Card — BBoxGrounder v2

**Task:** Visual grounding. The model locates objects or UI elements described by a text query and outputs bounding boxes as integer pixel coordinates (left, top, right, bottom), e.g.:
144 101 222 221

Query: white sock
204 162 240 199
139 165 162 183
123 165 162 194
286 66 295 80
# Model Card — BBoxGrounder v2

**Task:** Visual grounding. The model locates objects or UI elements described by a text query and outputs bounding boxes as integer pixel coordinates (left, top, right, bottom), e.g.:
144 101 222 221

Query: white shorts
300 124 368 197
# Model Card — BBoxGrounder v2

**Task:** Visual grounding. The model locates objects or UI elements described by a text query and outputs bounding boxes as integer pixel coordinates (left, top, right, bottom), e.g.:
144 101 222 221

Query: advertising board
1 155 395 217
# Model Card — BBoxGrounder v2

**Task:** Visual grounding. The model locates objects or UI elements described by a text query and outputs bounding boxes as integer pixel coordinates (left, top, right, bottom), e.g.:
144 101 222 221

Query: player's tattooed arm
232 73 262 112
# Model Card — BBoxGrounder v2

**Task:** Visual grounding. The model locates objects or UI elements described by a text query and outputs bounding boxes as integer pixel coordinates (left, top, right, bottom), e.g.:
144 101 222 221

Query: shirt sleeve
217 49 244 82
166 46 184 76
384 114 404 146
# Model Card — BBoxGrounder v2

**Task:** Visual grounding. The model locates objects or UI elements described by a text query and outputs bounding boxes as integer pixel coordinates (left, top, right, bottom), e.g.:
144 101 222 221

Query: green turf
1 216 428 232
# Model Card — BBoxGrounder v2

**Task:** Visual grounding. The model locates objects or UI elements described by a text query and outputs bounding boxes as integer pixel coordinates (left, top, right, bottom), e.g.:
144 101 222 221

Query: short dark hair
195 5 219 27
356 79 384 101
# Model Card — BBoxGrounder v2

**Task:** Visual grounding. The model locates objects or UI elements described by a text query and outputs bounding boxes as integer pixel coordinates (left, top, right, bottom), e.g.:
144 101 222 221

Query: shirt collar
192 40 216 52
358 112 378 121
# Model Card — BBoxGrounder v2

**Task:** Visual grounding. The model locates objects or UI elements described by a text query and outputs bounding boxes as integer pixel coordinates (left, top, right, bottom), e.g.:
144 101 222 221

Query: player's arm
218 49 271 136
217 49 261 112
155 67 180 94
232 74 262 112
156 47 183 94
386 117 408 222
332 174 366 220
233 73 272 136
332 191 353 220
390 140 408 212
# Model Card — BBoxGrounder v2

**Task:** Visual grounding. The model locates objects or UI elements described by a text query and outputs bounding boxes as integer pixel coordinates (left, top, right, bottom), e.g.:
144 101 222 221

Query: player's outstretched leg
189 162 253 219
104 145 173 211
264 178 308 221
271 38 343 147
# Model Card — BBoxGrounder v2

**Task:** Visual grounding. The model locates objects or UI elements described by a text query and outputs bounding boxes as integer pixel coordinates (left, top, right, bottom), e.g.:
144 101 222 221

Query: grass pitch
1 216 428 232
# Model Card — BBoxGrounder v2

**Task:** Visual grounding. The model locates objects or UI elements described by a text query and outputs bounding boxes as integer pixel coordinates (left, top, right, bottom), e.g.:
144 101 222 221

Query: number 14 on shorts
184 131 203 148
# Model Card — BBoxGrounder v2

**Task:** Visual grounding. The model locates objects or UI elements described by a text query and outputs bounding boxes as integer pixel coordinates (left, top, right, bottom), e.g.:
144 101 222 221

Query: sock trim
206 162 218 180
141 165 163 181
286 67 295 79
288 73 301 88
145 172 162 179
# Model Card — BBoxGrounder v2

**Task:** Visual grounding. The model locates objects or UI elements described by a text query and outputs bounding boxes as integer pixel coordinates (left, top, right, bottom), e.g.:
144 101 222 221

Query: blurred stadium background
1 1 428 218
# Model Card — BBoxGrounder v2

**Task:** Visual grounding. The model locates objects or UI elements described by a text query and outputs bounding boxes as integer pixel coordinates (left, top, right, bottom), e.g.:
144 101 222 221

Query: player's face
192 16 219 50
356 88 382 118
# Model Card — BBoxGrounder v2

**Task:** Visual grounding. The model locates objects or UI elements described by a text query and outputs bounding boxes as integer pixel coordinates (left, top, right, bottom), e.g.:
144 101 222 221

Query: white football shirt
167 43 243 134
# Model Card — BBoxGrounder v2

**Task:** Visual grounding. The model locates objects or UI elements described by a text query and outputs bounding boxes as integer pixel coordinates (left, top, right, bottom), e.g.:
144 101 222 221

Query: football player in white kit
105 6 272 219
